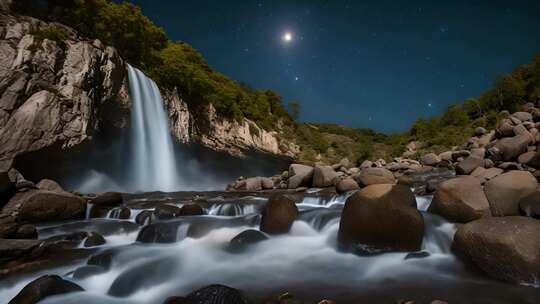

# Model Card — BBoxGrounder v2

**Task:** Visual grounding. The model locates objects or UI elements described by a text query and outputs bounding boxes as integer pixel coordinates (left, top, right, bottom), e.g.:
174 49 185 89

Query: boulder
428 176 491 223
518 189 540 218
0 238 42 261
137 223 177 243
491 134 532 161
478 130 495 147
260 194 298 234
455 156 484 175
183 285 248 304
526 150 540 168
511 111 533 122
469 148 485 159
312 165 338 188
470 167 503 183
484 171 537 216
360 160 373 169
335 178 360 194
355 167 395 186
474 127 487 136
15 224 37 239
179 204 204 216
338 184 423 252
438 151 453 162
287 164 314 188
228 229 269 252
453 217 540 284
0 214 18 238
83 232 106 247
90 192 123 206
261 177 274 189
109 207 131 219
154 204 182 219
496 121 515 138
35 179 63 192
135 210 153 225
420 153 440 166
517 151 536 164
235 177 262 191
3 190 86 223
8 275 83 304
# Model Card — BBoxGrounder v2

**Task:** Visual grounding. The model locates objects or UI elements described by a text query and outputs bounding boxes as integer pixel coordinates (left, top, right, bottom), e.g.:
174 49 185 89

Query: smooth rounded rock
355 167 395 186
484 171 537 216
260 194 298 234
428 176 491 223
338 184 423 252
8 275 83 304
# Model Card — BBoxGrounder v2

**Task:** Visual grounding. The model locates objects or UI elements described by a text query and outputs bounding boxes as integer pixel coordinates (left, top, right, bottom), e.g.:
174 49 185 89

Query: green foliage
33 25 69 43
288 101 300 120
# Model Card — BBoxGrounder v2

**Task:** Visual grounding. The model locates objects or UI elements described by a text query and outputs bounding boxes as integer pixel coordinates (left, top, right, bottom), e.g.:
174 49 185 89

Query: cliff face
0 10 297 168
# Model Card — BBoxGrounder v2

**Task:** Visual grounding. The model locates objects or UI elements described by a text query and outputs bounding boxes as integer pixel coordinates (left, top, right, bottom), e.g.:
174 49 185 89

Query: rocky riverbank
227 104 540 287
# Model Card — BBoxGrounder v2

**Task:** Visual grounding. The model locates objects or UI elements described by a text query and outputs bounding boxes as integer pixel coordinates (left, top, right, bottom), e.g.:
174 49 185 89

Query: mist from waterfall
126 65 179 192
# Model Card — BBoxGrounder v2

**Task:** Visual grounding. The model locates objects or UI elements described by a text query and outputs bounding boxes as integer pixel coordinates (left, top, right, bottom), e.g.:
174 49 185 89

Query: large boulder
312 165 338 188
287 164 314 188
338 184 423 253
260 194 298 234
518 189 540 218
179 204 204 216
35 179 63 192
228 229 269 252
90 192 123 206
335 178 360 194
420 153 440 166
428 176 491 223
8 275 84 304
2 190 86 223
490 134 532 162
355 167 395 187
455 156 484 175
484 171 537 216
154 204 182 219
235 177 262 191
453 217 540 284
525 150 540 168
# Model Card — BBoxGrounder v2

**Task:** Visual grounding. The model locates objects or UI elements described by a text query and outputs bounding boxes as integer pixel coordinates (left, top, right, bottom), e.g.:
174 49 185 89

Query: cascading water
126 65 179 192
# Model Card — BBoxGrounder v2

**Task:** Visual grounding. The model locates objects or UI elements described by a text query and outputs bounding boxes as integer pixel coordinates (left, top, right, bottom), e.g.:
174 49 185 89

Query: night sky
125 0 540 133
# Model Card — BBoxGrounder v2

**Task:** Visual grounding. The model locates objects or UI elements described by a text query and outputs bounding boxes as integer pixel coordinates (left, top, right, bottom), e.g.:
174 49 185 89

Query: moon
283 32 293 42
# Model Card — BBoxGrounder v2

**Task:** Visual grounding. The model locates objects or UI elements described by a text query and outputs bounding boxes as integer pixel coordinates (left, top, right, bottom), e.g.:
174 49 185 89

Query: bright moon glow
283 32 292 42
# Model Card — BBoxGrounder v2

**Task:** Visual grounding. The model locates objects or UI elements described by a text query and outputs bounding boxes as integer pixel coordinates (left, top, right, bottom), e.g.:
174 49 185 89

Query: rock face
260 194 298 234
287 164 314 189
483 171 537 216
0 13 130 163
8 274 84 304
2 190 86 222
429 176 491 223
453 217 540 284
338 184 423 252
0 11 298 177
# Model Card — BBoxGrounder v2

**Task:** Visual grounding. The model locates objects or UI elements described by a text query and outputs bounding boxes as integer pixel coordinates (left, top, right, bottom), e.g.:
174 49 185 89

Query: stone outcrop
428 176 491 223
0 12 130 163
0 11 298 172
338 184 423 253
453 217 540 284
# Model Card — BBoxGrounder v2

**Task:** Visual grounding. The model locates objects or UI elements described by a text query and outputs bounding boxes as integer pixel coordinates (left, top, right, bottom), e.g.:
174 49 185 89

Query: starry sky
125 0 540 133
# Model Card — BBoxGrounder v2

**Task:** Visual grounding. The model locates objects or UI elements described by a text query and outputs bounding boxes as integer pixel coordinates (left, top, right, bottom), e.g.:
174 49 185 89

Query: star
295 76 299 81
428 103 432 108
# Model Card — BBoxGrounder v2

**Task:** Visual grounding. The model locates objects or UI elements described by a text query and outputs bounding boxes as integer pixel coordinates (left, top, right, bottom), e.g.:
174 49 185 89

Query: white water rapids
5 193 531 304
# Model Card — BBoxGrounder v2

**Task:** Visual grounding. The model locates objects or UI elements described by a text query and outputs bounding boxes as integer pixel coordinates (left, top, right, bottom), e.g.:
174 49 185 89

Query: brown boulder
491 134 532 161
3 190 86 223
287 164 314 188
179 203 204 216
355 167 395 186
484 171 537 216
428 176 491 223
420 153 440 166
335 178 360 194
235 177 262 191
455 156 484 175
35 179 63 192
518 188 540 218
338 184 423 252
312 165 338 188
453 217 540 284
260 194 298 234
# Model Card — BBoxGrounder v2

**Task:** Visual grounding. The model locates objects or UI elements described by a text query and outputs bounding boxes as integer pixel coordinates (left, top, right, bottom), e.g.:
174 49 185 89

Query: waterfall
127 65 179 192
